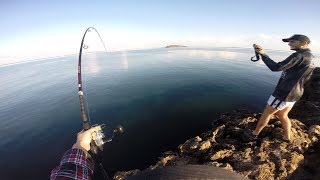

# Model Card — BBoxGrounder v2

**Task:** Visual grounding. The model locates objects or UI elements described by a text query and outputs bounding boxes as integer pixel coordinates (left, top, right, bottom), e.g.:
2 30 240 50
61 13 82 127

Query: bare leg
275 107 293 140
254 105 278 135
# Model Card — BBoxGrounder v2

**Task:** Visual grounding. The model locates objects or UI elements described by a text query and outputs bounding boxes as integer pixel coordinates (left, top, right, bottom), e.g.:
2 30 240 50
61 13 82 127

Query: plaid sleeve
50 148 95 180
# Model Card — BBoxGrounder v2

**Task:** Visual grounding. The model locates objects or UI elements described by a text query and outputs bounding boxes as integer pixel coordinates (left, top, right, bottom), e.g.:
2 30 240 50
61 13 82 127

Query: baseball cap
282 34 310 44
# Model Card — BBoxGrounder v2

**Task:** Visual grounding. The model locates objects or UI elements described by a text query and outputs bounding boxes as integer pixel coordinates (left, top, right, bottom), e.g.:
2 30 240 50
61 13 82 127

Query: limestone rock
205 161 233 171
113 169 140 180
308 125 320 142
116 109 318 179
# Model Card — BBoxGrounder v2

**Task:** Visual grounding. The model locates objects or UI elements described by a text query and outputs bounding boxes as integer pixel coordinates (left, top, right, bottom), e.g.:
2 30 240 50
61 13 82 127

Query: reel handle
114 125 124 134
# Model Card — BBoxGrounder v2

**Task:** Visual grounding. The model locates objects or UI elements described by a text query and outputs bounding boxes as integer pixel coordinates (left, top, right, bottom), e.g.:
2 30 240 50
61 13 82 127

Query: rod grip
79 94 91 130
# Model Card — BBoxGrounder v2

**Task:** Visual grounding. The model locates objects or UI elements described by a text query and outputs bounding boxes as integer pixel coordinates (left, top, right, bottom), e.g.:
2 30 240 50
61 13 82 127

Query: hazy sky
1 0 319 64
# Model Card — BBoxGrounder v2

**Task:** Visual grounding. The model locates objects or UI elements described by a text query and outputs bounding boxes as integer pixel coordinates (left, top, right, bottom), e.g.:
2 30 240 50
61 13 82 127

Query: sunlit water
1 47 312 179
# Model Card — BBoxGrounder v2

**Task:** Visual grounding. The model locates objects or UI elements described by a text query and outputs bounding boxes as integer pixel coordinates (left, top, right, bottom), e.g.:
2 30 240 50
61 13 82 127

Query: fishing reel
90 124 124 154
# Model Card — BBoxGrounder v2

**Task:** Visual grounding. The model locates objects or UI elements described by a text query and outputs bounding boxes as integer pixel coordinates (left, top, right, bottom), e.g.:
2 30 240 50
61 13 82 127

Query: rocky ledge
114 68 320 180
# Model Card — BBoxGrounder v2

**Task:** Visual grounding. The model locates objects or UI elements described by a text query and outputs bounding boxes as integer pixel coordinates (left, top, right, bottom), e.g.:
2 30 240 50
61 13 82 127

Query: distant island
165 45 187 48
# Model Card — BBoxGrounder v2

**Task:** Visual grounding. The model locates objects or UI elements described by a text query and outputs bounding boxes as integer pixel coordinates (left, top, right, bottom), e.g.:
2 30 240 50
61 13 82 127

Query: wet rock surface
114 68 320 180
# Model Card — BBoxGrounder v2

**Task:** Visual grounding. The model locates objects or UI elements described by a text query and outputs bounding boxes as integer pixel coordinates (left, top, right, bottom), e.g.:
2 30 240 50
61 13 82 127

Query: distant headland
165 45 187 48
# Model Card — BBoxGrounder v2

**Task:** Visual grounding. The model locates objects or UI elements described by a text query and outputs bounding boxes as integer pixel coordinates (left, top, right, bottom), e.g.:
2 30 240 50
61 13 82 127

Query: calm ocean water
0 47 291 179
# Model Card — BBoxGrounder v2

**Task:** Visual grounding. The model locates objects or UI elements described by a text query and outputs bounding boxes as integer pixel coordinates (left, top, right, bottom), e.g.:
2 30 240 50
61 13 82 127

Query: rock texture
290 67 320 125
114 67 320 180
287 67 320 179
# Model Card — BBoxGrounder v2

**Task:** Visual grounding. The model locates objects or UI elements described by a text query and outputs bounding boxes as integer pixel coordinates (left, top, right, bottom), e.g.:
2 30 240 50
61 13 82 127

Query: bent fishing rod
78 27 106 131
77 27 124 179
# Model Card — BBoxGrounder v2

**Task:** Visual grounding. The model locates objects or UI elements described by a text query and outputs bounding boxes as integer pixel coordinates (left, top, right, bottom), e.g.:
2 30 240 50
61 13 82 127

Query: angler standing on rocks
250 34 315 142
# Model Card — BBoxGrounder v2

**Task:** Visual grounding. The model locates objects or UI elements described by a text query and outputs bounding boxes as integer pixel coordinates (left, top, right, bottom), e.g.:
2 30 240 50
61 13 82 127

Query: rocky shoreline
114 68 320 180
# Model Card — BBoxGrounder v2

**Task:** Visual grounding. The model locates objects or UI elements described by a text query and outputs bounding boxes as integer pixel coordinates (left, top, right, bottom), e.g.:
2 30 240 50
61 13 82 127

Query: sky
1 0 320 65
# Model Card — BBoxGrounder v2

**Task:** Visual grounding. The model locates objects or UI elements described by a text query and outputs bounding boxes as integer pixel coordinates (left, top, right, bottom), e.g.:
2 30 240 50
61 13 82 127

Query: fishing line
83 64 92 125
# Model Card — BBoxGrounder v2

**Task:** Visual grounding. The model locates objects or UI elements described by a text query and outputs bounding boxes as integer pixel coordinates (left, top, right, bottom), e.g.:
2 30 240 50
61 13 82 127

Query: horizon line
1 46 318 68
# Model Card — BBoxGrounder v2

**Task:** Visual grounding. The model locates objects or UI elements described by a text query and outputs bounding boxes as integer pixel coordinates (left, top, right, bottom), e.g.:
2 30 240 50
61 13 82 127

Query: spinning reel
91 124 124 152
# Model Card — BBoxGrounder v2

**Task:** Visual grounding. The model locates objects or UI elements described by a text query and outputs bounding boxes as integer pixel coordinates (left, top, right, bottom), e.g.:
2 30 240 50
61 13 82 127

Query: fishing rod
251 44 260 62
78 27 107 131
77 27 124 179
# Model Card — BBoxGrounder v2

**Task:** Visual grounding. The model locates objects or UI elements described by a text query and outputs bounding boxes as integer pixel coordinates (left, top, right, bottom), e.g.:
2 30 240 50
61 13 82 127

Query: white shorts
267 95 296 110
